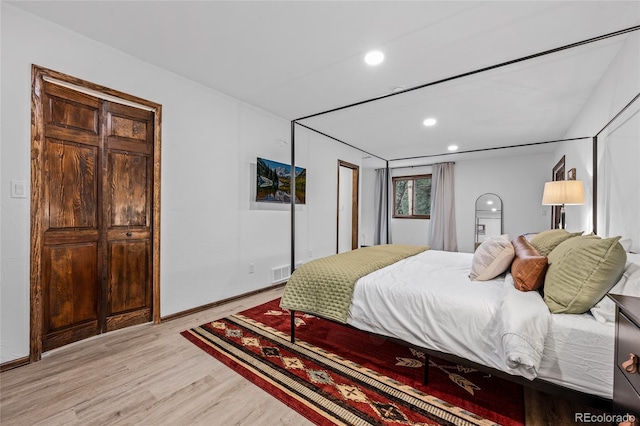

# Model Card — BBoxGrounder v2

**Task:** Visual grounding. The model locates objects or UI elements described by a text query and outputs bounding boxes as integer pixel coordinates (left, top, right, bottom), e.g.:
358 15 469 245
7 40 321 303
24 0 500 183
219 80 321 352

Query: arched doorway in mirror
474 193 503 250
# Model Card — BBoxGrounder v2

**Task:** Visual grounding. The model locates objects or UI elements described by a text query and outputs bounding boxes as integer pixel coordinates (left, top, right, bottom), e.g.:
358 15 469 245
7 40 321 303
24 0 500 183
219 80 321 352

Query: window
393 174 431 219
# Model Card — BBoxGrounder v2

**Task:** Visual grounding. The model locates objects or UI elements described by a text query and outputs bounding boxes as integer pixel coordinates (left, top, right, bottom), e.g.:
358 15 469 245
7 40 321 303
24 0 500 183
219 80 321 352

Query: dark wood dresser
611 294 640 426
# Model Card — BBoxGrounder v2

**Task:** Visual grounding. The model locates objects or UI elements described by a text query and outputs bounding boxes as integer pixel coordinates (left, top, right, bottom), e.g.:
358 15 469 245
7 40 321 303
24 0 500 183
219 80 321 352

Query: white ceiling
10 1 640 162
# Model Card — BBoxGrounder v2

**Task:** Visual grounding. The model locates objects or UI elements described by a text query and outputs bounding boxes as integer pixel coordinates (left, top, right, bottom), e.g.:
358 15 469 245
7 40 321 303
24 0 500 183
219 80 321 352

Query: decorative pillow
470 235 515 281
511 235 548 292
543 235 627 314
529 229 583 257
590 261 640 322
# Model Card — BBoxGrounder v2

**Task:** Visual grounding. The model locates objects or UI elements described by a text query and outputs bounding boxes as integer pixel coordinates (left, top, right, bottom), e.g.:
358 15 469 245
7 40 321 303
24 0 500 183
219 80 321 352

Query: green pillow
543 235 627 314
529 229 582 257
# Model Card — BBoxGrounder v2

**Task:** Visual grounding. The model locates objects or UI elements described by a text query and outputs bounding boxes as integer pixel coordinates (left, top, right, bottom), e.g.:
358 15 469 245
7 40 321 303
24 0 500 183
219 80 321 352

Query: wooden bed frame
288 310 612 413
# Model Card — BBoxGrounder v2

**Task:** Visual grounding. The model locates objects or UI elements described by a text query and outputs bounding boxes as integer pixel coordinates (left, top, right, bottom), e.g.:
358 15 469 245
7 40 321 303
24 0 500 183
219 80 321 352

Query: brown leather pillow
511 235 548 292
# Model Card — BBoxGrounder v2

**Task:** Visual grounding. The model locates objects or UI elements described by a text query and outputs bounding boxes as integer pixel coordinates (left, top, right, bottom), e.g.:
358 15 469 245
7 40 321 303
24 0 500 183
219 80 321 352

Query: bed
281 238 639 411
280 17 638 415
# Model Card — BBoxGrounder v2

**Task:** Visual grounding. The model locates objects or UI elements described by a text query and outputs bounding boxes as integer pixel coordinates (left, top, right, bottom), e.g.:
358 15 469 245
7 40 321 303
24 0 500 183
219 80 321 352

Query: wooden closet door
41 82 102 351
103 102 154 332
32 67 160 360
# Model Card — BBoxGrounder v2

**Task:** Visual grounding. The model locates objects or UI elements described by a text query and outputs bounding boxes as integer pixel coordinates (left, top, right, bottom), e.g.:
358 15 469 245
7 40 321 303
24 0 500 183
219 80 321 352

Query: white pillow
590 257 640 323
628 252 640 264
469 234 514 281
619 238 632 252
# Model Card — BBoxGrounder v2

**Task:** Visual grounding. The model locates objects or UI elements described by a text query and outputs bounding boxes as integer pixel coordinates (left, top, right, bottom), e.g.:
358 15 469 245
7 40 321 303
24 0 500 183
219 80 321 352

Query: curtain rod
375 162 455 171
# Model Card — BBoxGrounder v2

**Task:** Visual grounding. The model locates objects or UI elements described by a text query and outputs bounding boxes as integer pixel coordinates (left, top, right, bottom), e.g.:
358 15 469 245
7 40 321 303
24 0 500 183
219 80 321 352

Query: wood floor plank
75 387 158 424
0 287 313 426
0 286 605 425
32 408 78 426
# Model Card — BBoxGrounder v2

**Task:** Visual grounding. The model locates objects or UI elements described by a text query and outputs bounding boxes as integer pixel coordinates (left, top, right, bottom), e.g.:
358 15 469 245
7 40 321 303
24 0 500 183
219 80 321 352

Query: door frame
30 65 163 362
551 155 566 229
336 160 359 252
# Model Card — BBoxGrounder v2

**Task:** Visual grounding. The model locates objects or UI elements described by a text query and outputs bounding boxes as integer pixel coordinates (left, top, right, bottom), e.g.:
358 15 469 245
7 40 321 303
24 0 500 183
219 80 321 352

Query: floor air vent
271 263 303 284
271 265 290 284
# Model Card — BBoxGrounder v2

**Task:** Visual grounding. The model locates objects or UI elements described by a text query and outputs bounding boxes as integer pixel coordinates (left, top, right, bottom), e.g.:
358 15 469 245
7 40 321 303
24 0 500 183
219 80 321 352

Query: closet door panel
110 114 148 141
40 83 102 351
42 243 99 351
103 101 154 332
107 151 149 227
43 82 101 146
45 140 98 229
107 240 150 315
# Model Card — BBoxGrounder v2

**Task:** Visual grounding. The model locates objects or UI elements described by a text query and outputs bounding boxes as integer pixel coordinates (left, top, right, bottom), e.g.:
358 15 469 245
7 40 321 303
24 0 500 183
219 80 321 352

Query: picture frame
256 157 306 204
477 224 485 235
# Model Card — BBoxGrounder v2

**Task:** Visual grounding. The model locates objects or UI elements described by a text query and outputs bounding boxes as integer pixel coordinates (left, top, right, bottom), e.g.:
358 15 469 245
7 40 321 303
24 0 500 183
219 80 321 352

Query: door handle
126 232 132 237
622 353 638 374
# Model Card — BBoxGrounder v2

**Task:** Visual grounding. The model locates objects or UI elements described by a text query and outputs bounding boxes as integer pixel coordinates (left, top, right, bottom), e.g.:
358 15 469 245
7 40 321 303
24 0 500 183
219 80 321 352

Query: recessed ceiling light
487 200 493 205
423 118 437 127
447 144 458 151
364 50 384 66
491 208 497 212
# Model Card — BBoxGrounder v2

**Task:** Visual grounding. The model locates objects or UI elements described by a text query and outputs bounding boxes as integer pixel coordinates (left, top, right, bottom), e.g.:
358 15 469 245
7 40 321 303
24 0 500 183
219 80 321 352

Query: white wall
554 32 640 235
296 127 363 261
454 152 554 253
597 106 640 252
362 153 554 253
0 5 337 363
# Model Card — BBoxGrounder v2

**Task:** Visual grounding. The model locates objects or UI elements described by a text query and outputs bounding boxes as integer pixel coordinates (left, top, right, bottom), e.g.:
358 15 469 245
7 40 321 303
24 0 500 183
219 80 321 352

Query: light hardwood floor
0 287 606 425
1 287 311 426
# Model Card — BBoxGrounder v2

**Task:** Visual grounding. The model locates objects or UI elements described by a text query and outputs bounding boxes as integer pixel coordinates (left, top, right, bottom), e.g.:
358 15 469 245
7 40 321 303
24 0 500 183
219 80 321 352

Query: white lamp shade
542 180 585 205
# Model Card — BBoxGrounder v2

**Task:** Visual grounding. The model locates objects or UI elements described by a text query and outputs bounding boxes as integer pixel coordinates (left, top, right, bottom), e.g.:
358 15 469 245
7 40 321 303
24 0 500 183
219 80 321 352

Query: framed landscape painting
256 158 306 204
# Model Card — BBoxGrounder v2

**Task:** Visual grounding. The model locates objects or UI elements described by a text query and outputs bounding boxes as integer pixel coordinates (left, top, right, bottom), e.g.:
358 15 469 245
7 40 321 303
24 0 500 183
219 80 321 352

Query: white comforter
347 250 551 379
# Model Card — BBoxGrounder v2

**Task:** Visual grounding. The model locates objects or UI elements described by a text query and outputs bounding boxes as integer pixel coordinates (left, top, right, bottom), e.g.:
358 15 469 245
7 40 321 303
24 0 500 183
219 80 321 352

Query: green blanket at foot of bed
280 244 429 323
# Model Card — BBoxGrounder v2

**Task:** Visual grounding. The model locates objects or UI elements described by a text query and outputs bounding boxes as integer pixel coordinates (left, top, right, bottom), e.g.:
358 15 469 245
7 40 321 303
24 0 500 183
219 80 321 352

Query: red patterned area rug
181 299 524 426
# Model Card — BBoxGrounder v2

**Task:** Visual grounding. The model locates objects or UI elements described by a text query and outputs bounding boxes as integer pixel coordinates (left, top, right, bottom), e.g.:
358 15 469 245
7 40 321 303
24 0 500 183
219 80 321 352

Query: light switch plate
11 180 27 198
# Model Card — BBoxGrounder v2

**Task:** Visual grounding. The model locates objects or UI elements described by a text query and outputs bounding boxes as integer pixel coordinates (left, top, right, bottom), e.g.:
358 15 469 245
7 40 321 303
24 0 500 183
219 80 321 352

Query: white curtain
374 168 388 245
428 162 458 251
